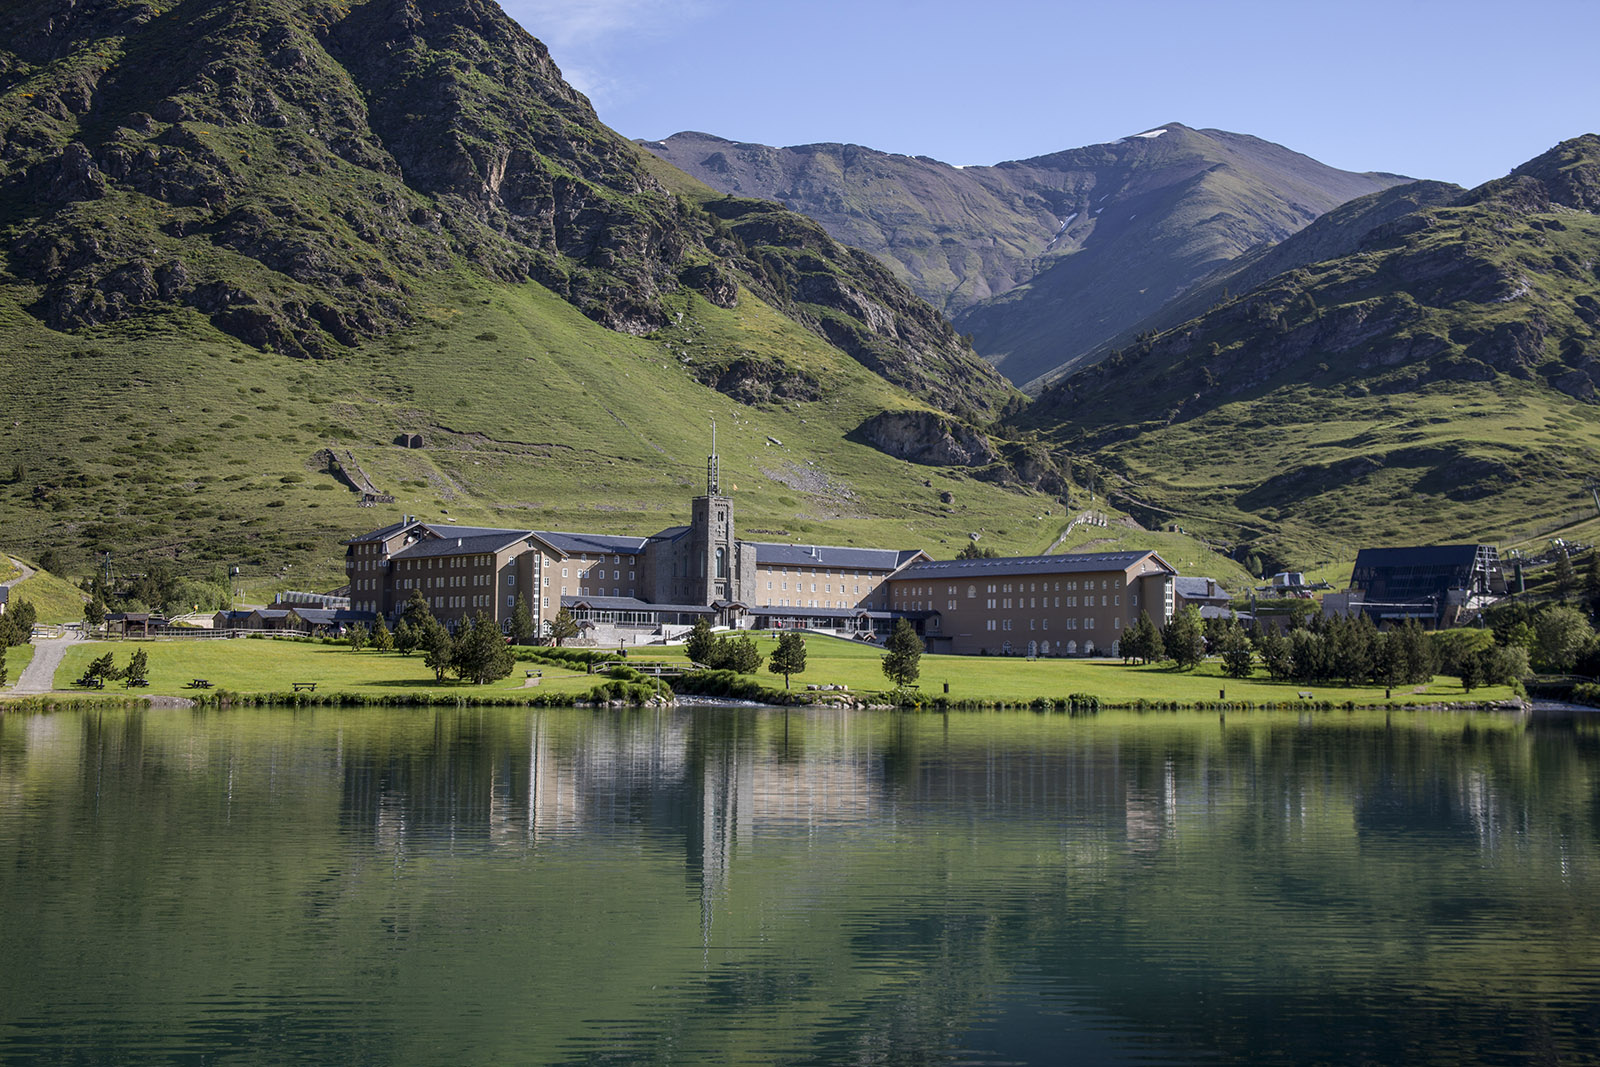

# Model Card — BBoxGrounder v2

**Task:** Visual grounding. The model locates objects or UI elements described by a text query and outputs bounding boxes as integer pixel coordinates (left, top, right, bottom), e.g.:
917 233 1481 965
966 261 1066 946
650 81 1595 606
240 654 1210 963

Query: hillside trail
2 556 36 588
12 633 80 695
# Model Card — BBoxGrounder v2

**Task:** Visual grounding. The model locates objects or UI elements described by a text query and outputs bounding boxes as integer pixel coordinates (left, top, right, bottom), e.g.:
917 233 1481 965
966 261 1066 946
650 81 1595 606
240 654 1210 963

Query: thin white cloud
502 0 710 49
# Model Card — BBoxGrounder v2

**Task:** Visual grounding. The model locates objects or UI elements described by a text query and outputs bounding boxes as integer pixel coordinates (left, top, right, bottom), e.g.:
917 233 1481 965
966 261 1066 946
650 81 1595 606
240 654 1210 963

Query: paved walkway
11 634 79 695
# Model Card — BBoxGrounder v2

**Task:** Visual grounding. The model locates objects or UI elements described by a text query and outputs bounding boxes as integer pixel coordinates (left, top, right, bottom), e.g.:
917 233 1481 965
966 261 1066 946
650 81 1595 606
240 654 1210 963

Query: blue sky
500 0 1598 187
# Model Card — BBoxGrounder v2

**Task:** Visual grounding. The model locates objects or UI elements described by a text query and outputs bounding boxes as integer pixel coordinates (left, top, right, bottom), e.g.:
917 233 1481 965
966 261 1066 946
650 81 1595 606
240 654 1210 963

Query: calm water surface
1 706 1597 1065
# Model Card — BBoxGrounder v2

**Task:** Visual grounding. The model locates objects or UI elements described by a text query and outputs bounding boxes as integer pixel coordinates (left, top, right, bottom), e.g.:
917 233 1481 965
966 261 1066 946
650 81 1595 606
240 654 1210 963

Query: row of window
982 617 1121 632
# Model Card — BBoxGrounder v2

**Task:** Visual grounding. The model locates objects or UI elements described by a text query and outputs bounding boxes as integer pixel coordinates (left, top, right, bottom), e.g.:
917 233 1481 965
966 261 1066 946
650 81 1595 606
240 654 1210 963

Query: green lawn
3 642 36 687
41 633 1510 706
628 631 1507 706
52 638 600 698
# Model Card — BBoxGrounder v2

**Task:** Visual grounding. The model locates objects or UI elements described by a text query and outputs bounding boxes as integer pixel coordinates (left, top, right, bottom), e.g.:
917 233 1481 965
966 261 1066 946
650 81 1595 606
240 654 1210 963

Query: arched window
1066 640 1078 655
967 584 976 598
715 547 727 579
1039 641 1051 656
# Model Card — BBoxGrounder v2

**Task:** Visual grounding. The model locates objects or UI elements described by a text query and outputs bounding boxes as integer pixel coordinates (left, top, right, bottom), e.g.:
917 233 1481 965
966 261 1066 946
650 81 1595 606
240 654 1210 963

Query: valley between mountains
1 0 1597 596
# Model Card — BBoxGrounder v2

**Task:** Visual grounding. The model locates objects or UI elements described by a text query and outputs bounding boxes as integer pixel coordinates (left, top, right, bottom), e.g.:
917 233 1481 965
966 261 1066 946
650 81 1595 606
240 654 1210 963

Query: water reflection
0 707 1596 1064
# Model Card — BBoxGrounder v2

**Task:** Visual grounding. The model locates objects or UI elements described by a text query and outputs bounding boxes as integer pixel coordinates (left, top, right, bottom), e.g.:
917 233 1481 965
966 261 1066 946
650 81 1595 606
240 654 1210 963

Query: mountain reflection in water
0 706 1595 1065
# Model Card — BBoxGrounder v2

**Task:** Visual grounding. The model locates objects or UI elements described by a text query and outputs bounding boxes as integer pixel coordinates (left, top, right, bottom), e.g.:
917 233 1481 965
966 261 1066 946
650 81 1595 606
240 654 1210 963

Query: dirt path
12 634 78 694
2 556 36 589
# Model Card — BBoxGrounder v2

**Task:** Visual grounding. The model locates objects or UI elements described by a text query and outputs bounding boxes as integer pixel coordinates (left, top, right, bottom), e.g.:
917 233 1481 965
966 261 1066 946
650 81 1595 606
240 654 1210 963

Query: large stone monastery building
344 452 1180 655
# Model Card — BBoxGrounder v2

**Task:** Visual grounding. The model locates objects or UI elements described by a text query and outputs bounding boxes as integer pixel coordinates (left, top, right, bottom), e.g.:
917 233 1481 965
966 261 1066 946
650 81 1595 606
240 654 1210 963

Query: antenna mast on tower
707 417 720 495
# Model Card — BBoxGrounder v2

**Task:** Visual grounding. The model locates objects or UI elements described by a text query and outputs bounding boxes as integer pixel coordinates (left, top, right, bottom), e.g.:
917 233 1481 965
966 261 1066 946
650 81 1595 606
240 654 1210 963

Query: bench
1298 691 1314 700
292 682 316 692
525 670 543 678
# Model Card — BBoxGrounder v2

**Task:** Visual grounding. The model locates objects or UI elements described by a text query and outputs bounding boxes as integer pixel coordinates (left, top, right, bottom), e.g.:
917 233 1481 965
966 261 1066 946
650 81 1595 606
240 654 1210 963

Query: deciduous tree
544 607 579 648
882 618 923 688
768 631 806 689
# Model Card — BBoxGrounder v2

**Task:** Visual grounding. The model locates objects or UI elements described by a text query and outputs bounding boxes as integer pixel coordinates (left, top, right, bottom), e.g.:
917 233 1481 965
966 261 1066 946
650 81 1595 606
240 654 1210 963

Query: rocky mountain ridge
643 125 1410 387
0 0 1015 418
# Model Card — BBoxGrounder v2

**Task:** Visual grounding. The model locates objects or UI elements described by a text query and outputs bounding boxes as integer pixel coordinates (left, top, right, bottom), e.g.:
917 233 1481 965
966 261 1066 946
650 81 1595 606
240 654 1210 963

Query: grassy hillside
0 267 1071 593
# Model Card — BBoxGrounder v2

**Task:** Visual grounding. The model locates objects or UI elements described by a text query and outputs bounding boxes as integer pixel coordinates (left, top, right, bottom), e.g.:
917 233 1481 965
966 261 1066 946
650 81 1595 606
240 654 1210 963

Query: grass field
39 634 1511 707
3 643 36 686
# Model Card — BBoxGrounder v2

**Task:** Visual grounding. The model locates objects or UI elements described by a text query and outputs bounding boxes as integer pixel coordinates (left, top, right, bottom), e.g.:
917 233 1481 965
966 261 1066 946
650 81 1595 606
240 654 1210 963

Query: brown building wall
887 560 1174 656
750 565 894 611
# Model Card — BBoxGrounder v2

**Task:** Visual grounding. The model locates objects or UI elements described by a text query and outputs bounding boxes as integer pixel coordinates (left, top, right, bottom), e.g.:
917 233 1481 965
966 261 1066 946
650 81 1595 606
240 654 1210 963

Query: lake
1 705 1596 1065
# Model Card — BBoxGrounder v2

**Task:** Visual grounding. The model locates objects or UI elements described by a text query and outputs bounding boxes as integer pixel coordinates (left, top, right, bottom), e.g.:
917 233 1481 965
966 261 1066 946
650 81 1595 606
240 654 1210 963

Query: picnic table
126 676 148 688
292 682 317 692
188 678 212 690
75 675 105 689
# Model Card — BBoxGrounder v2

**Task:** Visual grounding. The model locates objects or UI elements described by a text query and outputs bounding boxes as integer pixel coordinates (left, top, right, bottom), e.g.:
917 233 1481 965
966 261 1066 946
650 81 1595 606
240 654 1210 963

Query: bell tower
688 419 746 606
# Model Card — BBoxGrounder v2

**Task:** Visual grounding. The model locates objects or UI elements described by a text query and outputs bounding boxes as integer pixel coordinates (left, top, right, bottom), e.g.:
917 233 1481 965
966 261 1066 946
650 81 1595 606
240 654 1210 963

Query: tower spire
707 417 720 496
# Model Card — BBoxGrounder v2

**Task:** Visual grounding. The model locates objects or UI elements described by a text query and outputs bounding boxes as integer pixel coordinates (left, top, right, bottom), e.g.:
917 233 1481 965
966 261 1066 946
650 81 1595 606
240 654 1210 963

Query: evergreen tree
401 589 433 631
0 647 7 689
454 612 515 684
544 607 580 648
881 618 924 688
1553 548 1577 599
1144 611 1164 664
768 631 806 689
1119 614 1147 664
347 621 369 652
1257 629 1293 681
0 597 37 646
717 634 763 674
126 647 148 685
1586 550 1600 601
394 618 418 656
685 617 716 664
420 617 454 682
509 599 537 645
370 615 393 652
1394 619 1437 684
1219 624 1255 679
84 595 107 628
1162 606 1205 670
1327 614 1377 685
956 542 999 559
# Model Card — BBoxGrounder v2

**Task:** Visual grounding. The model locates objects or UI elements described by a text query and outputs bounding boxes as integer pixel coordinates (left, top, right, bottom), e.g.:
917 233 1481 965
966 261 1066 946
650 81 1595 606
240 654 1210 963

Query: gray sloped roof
346 519 420 544
391 529 533 561
1174 576 1231 600
897 550 1170 581
1352 545 1485 569
295 608 378 625
535 531 651 556
562 595 712 614
750 542 925 571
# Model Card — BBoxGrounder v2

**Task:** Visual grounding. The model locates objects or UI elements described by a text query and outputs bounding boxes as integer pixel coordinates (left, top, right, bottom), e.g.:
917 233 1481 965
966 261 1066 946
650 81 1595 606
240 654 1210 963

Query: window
507 595 514 607
562 568 569 578
968 585 976 598
508 575 516 586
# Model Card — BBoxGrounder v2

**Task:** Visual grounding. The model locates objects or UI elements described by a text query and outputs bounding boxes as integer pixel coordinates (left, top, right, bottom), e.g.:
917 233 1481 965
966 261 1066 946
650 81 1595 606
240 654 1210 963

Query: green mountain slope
1018 134 1600 572
642 125 1409 387
0 0 1053 588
